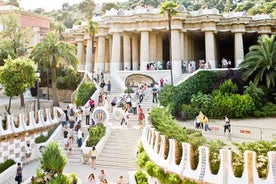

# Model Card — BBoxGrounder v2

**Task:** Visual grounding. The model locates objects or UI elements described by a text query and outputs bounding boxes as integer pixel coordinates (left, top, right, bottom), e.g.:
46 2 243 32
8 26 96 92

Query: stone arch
125 74 155 87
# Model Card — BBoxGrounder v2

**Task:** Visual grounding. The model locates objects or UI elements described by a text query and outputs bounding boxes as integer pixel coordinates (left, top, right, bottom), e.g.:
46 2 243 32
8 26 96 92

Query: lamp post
36 71 40 111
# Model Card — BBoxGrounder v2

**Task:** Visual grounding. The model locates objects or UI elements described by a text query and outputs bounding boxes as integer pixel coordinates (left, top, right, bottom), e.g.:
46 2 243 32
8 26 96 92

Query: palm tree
159 1 179 85
239 35 276 89
30 31 78 107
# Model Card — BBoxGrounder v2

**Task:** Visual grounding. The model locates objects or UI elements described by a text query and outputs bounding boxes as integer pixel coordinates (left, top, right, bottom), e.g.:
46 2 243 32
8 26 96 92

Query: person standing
152 87 158 103
63 126 69 150
77 128 83 147
67 136 73 155
197 111 204 129
85 106 90 125
224 115 231 135
203 115 212 131
89 146 97 169
87 173 96 184
25 143 32 164
15 162 22 184
107 81 111 95
89 98 95 112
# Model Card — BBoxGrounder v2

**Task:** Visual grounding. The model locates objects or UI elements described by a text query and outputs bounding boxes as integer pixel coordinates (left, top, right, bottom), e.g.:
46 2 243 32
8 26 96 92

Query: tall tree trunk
7 96 12 115
51 66 59 107
20 93 25 107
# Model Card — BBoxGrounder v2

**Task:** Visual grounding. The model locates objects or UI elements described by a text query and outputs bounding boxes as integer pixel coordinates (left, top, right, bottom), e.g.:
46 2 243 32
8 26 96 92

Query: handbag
15 175 19 181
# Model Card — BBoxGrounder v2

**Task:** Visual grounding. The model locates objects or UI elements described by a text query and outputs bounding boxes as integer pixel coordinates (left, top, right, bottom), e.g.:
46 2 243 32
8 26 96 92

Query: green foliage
48 175 70 184
239 35 276 89
157 85 176 112
135 170 148 184
56 68 82 90
86 124 106 147
217 79 238 95
206 140 225 174
244 81 265 107
34 124 59 143
137 151 149 168
77 0 95 19
74 81 96 107
232 140 276 178
40 141 67 175
190 92 214 116
253 102 276 117
124 88 134 94
161 70 220 114
0 159 16 173
212 92 255 118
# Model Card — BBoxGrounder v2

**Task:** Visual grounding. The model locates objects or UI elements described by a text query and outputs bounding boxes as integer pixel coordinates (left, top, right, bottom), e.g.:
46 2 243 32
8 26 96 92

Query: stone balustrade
0 107 64 163
141 125 276 184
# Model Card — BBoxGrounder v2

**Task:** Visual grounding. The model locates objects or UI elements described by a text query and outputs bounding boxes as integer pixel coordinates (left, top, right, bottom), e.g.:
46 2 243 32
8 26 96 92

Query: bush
135 170 148 184
253 102 276 117
0 159 15 173
217 79 238 94
34 124 59 143
86 124 106 147
56 68 82 90
74 82 96 107
124 88 134 94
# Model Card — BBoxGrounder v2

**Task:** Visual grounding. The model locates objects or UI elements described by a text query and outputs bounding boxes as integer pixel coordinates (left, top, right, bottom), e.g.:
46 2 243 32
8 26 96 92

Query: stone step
96 160 138 170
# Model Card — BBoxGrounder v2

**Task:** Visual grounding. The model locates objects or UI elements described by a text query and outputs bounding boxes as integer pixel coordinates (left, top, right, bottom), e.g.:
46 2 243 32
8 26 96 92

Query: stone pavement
1 95 276 183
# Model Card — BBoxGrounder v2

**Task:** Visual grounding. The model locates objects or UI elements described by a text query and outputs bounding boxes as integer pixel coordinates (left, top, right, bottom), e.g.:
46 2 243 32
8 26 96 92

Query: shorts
91 156 96 160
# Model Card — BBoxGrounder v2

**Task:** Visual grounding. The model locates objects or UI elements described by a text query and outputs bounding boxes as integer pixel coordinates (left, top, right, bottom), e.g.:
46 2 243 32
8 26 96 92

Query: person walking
63 126 69 150
77 128 83 147
85 106 90 125
117 176 125 184
203 115 212 131
15 162 22 184
107 80 111 95
138 105 144 129
89 146 97 169
98 169 107 183
87 173 96 184
197 111 204 129
67 136 73 155
224 115 231 135
152 86 158 103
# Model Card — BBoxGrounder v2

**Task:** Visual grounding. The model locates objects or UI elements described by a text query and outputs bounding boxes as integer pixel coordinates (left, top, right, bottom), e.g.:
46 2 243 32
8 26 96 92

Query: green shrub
206 140 225 174
137 151 149 168
74 82 96 107
124 88 134 94
190 92 214 116
0 159 16 173
86 124 106 147
218 79 238 94
254 102 276 117
244 81 265 107
135 170 148 184
56 68 82 90
34 124 59 143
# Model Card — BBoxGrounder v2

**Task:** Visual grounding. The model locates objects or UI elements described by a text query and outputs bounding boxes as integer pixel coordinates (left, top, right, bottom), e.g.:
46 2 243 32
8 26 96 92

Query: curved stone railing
141 125 276 184
0 107 64 163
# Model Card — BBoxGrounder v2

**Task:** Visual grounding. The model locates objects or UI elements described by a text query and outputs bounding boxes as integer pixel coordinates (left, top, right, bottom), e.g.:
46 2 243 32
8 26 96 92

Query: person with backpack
224 115 231 135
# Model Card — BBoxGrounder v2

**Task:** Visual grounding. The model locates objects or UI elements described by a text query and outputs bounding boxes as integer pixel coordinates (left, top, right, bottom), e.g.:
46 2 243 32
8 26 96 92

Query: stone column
97 36 105 73
234 32 244 67
110 33 121 73
205 31 216 69
179 32 184 61
184 33 189 61
132 36 139 70
156 34 163 62
140 31 149 70
76 38 84 71
104 38 110 72
171 30 182 78
149 32 157 62
85 38 93 73
123 35 131 70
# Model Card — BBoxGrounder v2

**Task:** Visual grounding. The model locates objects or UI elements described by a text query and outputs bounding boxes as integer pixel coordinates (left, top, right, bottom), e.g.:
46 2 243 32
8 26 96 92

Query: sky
20 0 127 11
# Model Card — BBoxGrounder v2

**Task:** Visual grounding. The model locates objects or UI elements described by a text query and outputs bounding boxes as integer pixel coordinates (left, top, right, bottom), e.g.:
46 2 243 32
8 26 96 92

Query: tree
0 57 36 114
239 35 276 89
159 1 179 85
30 31 78 107
4 0 20 7
78 0 96 19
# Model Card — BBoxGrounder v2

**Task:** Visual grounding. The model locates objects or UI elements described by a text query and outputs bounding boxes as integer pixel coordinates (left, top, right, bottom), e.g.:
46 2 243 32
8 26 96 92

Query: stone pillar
104 39 110 72
205 31 216 69
140 31 149 70
132 36 139 70
184 33 189 61
76 38 84 71
123 35 131 70
110 33 121 73
85 38 93 73
171 30 182 78
149 32 157 62
108 37 112 71
97 36 105 73
179 32 184 61
156 34 163 62
234 32 244 68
